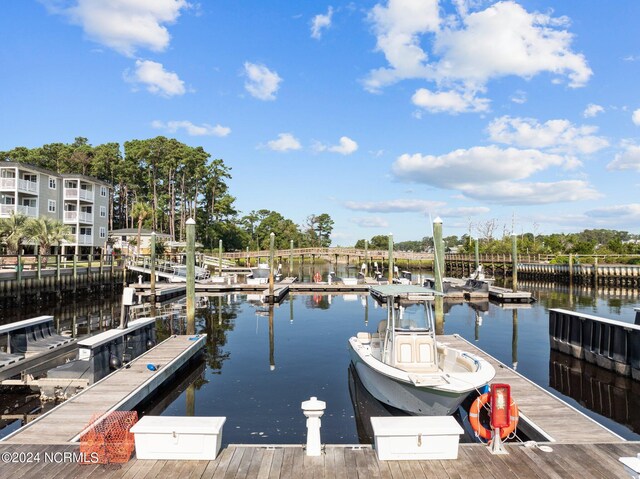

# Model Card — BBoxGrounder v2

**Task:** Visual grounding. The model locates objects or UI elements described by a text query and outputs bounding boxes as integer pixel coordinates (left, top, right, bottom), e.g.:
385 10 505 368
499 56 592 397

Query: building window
100 206 106 218
48 200 56 213
49 177 57 189
99 227 106 238
100 186 107 197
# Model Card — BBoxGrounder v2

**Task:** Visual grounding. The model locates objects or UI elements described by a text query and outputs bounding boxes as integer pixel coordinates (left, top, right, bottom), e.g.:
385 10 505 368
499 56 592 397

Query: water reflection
347 363 408 443
549 349 640 434
1 278 639 444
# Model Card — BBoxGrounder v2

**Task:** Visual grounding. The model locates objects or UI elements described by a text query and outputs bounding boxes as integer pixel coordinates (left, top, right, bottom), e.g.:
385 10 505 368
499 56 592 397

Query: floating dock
1 334 206 445
441 335 621 443
0 316 78 381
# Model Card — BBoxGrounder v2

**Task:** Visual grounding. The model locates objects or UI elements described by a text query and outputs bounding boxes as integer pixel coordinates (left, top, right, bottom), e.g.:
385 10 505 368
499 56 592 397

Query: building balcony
77 234 93 245
64 211 93 224
16 205 37 217
0 178 15 190
65 188 94 202
0 178 37 194
1 204 37 217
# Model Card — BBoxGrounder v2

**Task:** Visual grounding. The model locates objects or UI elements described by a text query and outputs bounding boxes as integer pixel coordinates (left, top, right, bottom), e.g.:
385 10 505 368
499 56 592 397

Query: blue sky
1 1 640 245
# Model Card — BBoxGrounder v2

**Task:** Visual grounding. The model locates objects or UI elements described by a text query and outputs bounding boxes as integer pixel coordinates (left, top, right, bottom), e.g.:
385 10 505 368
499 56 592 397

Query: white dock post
301 396 326 456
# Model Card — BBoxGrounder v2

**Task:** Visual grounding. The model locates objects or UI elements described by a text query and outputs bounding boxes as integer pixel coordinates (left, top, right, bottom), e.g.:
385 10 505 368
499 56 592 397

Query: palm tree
130 202 153 256
0 212 28 254
23 217 73 264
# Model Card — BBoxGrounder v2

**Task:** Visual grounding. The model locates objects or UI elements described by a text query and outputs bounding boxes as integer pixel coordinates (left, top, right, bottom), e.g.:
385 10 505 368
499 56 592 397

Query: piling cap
301 396 326 411
433 216 442 224
186 218 196 225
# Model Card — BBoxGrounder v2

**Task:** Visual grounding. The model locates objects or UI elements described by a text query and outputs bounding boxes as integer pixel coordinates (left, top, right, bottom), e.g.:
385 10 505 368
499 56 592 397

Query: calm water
1 267 639 444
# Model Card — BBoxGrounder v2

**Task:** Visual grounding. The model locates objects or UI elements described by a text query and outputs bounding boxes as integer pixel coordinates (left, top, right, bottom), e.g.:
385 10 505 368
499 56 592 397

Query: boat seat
357 332 372 345
393 335 438 372
377 320 387 336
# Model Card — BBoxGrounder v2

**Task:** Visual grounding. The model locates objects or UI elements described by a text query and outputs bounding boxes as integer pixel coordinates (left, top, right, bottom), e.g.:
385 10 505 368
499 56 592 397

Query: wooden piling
186 218 196 335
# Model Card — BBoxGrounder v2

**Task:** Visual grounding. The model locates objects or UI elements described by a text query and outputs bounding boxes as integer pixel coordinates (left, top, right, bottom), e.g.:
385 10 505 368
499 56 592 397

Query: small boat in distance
247 263 282 284
348 285 495 415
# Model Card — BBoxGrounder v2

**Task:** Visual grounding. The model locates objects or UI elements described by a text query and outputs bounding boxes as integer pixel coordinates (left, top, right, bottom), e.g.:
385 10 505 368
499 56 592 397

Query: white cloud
412 88 489 113
365 0 591 105
266 133 301 152
311 6 334 39
392 146 571 187
127 60 186 97
364 0 440 92
487 116 609 154
432 2 591 89
510 90 527 104
243 62 282 101
583 103 604 118
585 204 640 221
439 206 490 217
344 199 444 213
152 120 230 137
461 180 601 205
351 217 389 228
42 0 190 57
633 109 640 126
315 136 359 155
607 143 640 171
391 145 599 205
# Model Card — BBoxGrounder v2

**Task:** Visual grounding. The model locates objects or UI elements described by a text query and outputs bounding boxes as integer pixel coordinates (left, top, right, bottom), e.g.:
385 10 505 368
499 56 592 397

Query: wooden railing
219 247 434 261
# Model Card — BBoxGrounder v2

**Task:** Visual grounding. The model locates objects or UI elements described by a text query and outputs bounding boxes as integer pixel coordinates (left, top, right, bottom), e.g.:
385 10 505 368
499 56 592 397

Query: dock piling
186 218 196 335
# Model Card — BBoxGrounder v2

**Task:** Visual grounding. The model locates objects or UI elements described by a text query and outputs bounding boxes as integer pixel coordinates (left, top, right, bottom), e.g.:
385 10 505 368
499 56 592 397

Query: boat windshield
394 302 431 331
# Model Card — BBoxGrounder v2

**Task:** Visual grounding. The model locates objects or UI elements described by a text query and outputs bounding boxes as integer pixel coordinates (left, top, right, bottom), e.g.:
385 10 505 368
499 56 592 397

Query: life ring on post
313 272 322 283
469 393 519 441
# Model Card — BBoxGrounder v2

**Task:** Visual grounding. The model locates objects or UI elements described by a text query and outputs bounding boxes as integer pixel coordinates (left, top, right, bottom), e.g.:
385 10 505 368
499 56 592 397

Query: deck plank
0 443 635 479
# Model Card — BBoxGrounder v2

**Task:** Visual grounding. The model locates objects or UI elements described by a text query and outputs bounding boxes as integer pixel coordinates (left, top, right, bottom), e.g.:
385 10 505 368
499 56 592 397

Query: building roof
60 173 112 188
1 161 60 177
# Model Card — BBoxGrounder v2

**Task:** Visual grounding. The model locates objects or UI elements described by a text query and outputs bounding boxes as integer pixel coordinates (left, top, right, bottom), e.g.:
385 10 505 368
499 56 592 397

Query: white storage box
131 416 226 460
371 416 463 460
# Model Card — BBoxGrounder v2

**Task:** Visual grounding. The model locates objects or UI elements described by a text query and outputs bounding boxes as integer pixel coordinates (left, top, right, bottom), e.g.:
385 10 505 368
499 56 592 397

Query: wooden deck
442 335 622 443
1 334 206 445
0 442 637 478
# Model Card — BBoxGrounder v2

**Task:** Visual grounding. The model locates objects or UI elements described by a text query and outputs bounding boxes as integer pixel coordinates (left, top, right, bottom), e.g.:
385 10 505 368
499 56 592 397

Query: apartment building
0 162 110 253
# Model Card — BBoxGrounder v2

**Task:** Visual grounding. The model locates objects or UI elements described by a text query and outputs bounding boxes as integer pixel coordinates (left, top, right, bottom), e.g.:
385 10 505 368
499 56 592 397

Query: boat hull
348 344 471 416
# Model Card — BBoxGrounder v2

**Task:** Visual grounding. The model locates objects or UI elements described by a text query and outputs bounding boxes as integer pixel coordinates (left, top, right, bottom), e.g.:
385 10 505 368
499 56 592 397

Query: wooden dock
0 442 637 478
1 334 206 445
441 335 622 443
0 333 636 477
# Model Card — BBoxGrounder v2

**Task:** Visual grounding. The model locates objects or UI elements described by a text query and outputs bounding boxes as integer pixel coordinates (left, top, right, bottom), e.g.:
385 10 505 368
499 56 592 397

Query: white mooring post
301 396 326 456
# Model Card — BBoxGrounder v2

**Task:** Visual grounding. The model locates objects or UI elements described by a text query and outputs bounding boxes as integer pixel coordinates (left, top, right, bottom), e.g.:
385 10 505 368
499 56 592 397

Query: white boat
348 285 495 416
247 263 282 285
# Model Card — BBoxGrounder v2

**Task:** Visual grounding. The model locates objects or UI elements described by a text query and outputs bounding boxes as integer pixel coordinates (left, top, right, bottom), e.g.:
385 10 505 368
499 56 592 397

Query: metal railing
128 256 211 281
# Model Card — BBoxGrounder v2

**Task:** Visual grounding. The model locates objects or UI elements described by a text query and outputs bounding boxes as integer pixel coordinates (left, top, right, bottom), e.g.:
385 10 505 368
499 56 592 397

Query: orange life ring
313 272 322 283
469 392 519 441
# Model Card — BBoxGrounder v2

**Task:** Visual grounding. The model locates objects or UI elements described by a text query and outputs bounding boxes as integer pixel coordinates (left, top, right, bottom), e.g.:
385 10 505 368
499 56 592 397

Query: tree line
1 137 334 252
355 228 640 260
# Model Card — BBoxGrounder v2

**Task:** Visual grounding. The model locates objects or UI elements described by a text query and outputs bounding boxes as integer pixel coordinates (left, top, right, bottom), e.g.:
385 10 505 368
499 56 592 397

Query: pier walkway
1 334 206 445
0 442 637 478
442 335 621 443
